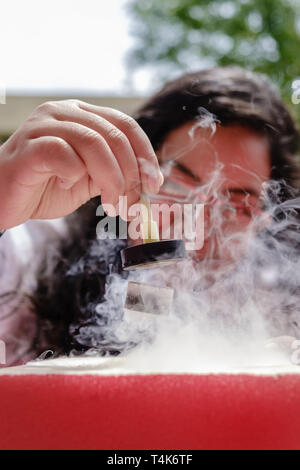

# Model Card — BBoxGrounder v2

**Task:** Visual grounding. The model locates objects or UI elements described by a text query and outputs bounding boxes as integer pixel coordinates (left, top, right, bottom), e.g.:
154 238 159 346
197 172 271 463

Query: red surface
0 373 300 450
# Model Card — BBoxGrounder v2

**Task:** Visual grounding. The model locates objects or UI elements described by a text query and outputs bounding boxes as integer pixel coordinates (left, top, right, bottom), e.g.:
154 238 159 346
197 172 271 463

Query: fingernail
146 171 163 194
158 170 164 186
147 176 160 194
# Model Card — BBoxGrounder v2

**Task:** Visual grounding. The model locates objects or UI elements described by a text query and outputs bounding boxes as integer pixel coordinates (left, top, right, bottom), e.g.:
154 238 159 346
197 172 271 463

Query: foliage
127 0 300 123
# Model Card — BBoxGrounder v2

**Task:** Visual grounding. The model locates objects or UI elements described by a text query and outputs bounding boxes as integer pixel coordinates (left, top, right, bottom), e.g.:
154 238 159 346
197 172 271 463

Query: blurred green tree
127 0 300 123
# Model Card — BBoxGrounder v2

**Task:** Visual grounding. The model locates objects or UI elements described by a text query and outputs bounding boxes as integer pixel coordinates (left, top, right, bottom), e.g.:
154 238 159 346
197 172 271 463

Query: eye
157 163 205 203
222 204 251 220
226 191 260 218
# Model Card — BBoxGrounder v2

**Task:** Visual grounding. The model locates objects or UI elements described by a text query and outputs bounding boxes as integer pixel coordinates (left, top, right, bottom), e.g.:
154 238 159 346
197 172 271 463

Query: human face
152 122 271 264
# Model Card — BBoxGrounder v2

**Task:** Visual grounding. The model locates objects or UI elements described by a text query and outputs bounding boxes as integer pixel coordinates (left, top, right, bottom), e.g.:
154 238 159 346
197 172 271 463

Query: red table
0 359 300 450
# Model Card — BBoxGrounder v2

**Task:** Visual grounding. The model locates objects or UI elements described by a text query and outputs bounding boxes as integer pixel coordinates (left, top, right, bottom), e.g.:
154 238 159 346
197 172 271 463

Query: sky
0 0 152 95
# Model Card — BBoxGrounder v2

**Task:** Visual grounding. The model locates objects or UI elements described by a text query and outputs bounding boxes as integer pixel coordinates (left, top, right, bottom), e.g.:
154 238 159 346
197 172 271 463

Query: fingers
27 100 164 218
28 121 126 210
45 103 142 213
74 101 163 193
22 136 86 188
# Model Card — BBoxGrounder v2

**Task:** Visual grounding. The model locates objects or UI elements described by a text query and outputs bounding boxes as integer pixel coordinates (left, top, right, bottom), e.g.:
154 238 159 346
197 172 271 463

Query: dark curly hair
135 66 300 191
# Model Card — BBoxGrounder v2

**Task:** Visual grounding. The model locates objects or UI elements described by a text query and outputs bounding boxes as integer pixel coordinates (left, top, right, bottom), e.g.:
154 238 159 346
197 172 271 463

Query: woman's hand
0 100 162 229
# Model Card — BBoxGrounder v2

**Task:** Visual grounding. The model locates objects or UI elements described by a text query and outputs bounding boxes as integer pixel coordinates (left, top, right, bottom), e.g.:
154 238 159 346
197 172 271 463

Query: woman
0 66 299 365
